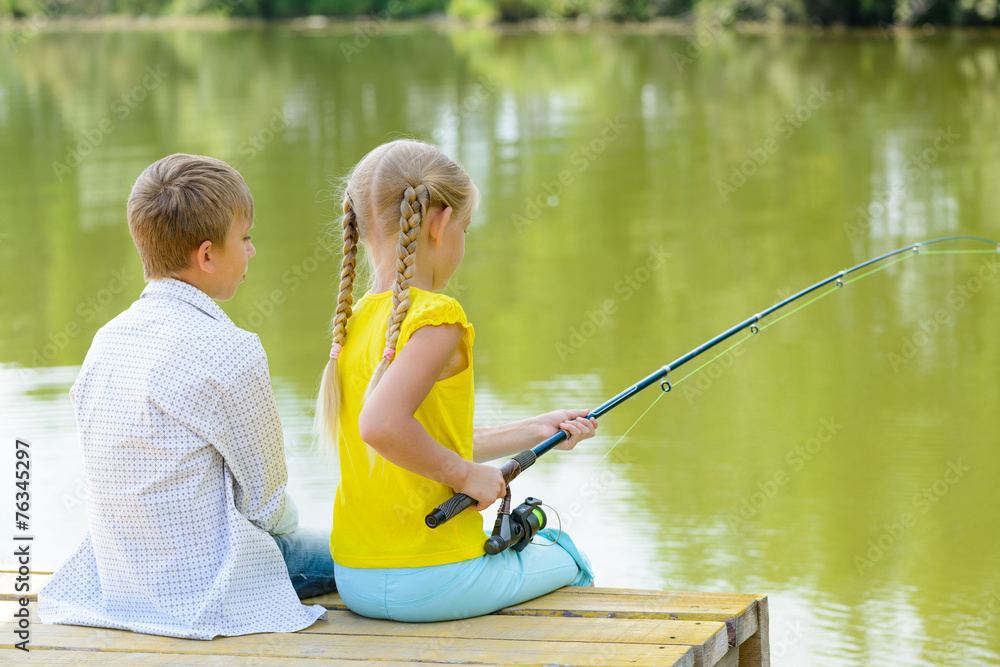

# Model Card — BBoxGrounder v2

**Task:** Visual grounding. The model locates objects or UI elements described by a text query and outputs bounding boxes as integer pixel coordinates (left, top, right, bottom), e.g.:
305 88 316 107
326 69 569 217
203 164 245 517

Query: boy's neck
171 269 223 301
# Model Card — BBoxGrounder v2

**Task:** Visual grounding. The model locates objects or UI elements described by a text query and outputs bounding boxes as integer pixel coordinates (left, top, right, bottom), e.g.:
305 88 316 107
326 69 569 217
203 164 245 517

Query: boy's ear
191 239 215 273
425 206 452 247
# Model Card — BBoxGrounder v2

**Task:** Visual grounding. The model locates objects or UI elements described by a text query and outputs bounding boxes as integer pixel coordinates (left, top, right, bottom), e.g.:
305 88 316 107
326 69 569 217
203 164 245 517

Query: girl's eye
244 235 253 242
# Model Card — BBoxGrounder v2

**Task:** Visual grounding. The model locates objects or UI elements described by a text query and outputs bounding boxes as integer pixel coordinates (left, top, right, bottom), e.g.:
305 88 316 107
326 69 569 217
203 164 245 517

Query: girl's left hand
535 409 598 451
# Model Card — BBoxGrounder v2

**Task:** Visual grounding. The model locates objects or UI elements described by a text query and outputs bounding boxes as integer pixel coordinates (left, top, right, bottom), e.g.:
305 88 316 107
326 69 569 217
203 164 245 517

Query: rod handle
425 450 536 529
425 493 475 528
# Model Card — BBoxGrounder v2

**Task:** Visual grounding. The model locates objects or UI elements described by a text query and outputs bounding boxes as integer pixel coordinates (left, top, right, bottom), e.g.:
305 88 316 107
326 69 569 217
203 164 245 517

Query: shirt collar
141 278 235 326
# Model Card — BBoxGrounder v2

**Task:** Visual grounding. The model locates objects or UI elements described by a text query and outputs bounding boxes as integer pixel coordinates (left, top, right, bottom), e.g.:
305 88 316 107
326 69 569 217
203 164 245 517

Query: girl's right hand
457 461 507 511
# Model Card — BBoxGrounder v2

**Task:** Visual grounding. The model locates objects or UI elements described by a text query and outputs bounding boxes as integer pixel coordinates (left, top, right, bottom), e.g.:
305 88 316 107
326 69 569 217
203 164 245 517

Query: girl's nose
248 241 257 258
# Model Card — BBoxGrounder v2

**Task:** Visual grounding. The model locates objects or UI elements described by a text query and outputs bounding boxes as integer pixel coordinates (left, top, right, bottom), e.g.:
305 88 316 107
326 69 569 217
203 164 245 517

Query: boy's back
40 278 324 638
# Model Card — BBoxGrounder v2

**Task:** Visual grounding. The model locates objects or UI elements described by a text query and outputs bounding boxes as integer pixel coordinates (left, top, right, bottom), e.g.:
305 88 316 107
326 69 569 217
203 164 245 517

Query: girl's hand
456 461 507 511
535 409 599 451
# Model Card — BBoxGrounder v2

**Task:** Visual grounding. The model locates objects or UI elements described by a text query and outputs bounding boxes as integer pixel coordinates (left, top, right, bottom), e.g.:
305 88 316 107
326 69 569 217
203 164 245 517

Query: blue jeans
272 528 338 599
334 527 593 622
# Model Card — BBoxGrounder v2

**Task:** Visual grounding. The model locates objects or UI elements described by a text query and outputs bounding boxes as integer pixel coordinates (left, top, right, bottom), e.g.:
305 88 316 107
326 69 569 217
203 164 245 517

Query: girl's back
333 286 483 568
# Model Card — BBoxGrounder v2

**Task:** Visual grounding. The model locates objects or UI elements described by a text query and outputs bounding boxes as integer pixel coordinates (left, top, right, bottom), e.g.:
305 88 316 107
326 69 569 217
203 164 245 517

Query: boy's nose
248 241 257 258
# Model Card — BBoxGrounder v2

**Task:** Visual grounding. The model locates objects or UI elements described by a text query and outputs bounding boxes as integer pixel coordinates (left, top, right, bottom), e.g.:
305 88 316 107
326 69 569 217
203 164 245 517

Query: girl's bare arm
359 323 505 510
472 411 598 463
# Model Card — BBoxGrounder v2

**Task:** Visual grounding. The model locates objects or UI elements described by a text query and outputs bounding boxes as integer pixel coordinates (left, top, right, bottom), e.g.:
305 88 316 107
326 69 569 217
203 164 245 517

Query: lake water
1 23 999 666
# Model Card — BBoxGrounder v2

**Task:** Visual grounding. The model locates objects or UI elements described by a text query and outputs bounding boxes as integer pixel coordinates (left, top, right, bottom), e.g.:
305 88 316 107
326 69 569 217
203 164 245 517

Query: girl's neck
370 274 435 294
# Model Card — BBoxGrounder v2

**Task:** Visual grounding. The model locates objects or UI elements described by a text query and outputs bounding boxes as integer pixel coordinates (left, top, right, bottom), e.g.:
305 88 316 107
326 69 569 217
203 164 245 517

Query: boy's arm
216 347 296 535
269 492 299 536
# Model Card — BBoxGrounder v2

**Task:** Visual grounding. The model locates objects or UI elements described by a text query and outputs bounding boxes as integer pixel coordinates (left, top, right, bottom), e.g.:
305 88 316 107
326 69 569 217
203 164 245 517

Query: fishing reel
484 489 546 555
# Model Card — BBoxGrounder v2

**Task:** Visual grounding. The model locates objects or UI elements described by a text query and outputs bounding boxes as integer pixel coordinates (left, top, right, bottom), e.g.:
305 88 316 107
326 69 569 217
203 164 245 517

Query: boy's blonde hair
127 153 254 280
316 139 479 445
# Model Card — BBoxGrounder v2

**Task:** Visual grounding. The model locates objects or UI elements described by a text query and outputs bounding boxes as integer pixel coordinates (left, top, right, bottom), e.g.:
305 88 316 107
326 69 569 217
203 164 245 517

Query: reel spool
485 495 546 555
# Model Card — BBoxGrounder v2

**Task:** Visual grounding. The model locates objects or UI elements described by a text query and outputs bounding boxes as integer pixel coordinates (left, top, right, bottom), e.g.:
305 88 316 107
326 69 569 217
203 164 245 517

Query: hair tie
329 343 342 360
382 347 396 361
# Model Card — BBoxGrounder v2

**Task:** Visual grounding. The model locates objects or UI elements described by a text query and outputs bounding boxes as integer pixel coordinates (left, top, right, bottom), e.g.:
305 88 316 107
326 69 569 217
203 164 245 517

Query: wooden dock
2 572 768 666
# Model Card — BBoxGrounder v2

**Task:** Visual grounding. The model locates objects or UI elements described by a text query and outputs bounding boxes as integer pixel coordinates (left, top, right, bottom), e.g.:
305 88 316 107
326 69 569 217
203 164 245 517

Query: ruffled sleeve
399 291 475 351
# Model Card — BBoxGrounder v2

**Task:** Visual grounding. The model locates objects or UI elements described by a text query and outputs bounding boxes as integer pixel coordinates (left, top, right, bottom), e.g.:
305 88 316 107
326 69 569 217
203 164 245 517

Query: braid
387 184 428 354
364 183 430 400
332 199 359 350
314 198 360 450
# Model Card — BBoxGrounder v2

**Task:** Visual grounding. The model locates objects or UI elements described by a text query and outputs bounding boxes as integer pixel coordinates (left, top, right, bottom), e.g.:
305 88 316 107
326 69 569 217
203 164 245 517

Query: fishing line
591 389 668 469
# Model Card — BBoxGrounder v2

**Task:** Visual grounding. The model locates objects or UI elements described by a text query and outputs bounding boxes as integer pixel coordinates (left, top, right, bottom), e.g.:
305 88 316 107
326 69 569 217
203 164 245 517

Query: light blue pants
334 528 593 622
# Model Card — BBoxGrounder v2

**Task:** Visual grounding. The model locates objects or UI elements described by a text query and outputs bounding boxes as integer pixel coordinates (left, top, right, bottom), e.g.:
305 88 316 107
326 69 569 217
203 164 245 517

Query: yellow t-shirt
331 286 486 568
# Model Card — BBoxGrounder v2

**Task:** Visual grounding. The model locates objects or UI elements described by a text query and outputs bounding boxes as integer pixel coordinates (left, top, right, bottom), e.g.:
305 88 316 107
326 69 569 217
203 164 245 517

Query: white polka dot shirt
39 278 327 639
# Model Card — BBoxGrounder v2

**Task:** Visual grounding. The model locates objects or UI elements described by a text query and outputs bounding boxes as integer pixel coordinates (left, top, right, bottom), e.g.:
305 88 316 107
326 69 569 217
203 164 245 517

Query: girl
316 139 597 622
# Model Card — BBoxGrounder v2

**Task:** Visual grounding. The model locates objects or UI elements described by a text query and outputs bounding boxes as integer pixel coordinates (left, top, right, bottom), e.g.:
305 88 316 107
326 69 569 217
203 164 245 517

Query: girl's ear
425 205 453 247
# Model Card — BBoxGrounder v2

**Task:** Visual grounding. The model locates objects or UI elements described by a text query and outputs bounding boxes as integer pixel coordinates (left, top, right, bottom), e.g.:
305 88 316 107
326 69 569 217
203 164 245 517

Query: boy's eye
244 235 253 242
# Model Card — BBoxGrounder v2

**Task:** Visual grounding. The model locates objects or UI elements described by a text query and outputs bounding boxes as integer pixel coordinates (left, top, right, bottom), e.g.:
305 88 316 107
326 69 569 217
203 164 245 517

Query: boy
39 154 335 639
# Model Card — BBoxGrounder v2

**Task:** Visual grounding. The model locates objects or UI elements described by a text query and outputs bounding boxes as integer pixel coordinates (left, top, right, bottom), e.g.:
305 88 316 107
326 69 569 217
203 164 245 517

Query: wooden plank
14 650 474 666
558 587 761 600
306 610 727 667
307 608 725 643
712 645 740 667
0 622 695 666
0 571 51 601
505 587 763 611
299 591 348 609
497 590 760 646
738 595 770 667
0 599 38 621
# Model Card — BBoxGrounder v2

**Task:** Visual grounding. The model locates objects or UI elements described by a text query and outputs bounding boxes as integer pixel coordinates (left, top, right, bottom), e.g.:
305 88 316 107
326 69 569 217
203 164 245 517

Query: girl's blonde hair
315 139 479 446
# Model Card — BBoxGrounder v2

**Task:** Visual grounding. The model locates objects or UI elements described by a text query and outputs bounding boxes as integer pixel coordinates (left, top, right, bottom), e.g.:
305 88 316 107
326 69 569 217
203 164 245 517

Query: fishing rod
425 235 999 539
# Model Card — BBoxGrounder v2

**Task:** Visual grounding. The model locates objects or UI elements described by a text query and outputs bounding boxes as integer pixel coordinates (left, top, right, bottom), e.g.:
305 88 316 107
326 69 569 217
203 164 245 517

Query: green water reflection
1 26 999 666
